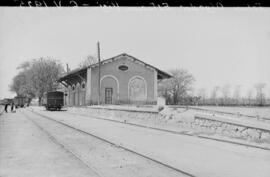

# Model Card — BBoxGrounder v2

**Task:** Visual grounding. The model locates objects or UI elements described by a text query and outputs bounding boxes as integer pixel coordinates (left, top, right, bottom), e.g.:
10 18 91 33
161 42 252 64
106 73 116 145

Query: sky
0 7 270 99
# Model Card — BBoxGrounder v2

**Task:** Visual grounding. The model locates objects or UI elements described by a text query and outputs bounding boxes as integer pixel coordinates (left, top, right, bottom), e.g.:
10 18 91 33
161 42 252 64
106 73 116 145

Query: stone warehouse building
58 53 171 106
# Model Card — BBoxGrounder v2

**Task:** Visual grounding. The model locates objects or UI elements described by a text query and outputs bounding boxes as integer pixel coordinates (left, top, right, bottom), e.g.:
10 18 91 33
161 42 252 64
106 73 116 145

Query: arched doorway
70 84 75 106
75 83 80 106
80 82 86 106
100 75 119 104
128 76 147 104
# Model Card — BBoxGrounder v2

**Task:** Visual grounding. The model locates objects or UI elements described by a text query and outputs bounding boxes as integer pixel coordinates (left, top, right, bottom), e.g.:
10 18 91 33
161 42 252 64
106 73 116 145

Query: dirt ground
0 110 99 177
30 107 270 177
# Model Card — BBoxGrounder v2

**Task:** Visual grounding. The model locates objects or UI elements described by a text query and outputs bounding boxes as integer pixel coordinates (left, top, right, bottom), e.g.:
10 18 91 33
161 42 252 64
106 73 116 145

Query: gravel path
30 107 270 177
23 109 188 177
0 110 99 177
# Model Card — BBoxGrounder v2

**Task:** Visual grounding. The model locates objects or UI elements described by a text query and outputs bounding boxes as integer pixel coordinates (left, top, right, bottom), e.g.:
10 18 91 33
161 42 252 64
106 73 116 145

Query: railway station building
58 53 171 106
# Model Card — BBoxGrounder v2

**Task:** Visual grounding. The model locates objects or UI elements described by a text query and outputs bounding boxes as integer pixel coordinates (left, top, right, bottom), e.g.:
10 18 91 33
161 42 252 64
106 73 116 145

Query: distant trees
232 85 241 105
10 57 64 104
254 83 266 106
10 64 35 99
246 89 253 106
221 85 230 106
158 68 195 105
197 88 206 105
78 55 98 68
159 70 269 107
194 83 269 107
210 86 220 106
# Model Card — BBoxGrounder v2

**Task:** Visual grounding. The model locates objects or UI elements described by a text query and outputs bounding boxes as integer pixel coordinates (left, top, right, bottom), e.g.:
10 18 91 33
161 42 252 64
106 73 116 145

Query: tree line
10 56 269 107
9 57 64 104
196 83 269 106
9 55 97 105
158 69 269 106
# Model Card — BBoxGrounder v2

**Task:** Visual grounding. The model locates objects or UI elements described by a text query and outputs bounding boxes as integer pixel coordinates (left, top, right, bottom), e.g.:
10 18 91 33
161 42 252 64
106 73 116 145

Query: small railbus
42 91 64 111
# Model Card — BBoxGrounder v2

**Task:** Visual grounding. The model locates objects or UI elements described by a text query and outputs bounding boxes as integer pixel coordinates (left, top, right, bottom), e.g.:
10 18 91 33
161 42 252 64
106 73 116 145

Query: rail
31 108 270 151
28 109 195 177
21 111 102 177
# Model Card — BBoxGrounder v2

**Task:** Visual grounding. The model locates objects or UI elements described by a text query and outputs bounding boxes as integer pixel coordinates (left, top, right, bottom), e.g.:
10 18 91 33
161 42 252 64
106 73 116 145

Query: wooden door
105 88 113 104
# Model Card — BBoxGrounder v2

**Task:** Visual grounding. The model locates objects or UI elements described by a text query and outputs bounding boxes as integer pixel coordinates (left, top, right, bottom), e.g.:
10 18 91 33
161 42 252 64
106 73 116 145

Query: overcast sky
0 7 270 99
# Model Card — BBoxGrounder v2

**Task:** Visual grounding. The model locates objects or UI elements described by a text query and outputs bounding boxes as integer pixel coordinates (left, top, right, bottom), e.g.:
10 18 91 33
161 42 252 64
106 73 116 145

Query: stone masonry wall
69 106 159 122
68 106 270 142
192 114 270 141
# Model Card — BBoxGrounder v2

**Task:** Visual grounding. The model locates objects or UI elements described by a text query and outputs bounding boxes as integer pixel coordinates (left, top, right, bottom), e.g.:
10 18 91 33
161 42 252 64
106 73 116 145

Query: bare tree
246 89 253 106
233 85 241 106
221 84 230 106
197 88 206 105
9 62 35 98
158 68 195 105
211 86 220 106
254 83 266 106
78 55 98 68
16 61 31 70
10 57 64 105
158 80 173 105
32 57 64 104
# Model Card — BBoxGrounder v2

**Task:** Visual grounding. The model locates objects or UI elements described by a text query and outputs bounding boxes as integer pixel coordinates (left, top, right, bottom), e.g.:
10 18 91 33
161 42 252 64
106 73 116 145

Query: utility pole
97 42 101 105
66 63 70 73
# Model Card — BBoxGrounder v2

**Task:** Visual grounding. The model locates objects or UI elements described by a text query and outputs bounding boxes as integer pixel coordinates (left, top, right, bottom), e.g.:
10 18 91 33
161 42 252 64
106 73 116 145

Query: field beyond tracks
188 106 270 119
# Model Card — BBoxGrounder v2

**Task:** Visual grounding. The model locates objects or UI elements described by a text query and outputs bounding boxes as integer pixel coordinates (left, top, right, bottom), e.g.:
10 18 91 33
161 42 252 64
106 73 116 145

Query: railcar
42 91 64 111
14 96 29 108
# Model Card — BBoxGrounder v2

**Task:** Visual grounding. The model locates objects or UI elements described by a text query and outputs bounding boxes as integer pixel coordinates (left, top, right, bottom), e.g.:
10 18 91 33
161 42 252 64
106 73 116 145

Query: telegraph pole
66 63 70 73
97 42 101 105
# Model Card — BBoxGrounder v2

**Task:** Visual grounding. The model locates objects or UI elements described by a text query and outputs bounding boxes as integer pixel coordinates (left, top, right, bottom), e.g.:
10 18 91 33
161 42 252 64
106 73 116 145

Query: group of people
4 102 15 113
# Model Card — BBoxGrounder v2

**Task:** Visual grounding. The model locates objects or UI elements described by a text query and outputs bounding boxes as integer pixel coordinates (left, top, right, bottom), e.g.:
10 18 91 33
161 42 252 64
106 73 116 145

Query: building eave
90 53 172 79
57 53 172 83
57 67 87 83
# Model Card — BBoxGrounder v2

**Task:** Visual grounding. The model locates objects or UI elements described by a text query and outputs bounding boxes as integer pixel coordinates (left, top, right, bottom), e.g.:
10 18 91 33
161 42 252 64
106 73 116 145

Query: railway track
57 109 270 151
26 109 196 177
21 111 103 177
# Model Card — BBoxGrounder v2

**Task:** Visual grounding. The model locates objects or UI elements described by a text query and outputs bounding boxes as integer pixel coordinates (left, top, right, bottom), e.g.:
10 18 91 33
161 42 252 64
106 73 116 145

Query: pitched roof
58 53 172 82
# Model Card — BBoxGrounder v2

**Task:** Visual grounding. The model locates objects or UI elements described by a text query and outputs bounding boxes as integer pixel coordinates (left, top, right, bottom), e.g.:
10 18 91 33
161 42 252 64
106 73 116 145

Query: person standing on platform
4 103 9 113
11 102 14 112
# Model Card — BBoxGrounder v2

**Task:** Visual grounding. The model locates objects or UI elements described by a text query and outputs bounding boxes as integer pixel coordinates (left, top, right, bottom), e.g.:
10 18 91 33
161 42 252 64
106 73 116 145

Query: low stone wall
69 106 159 121
68 106 270 142
193 114 270 141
